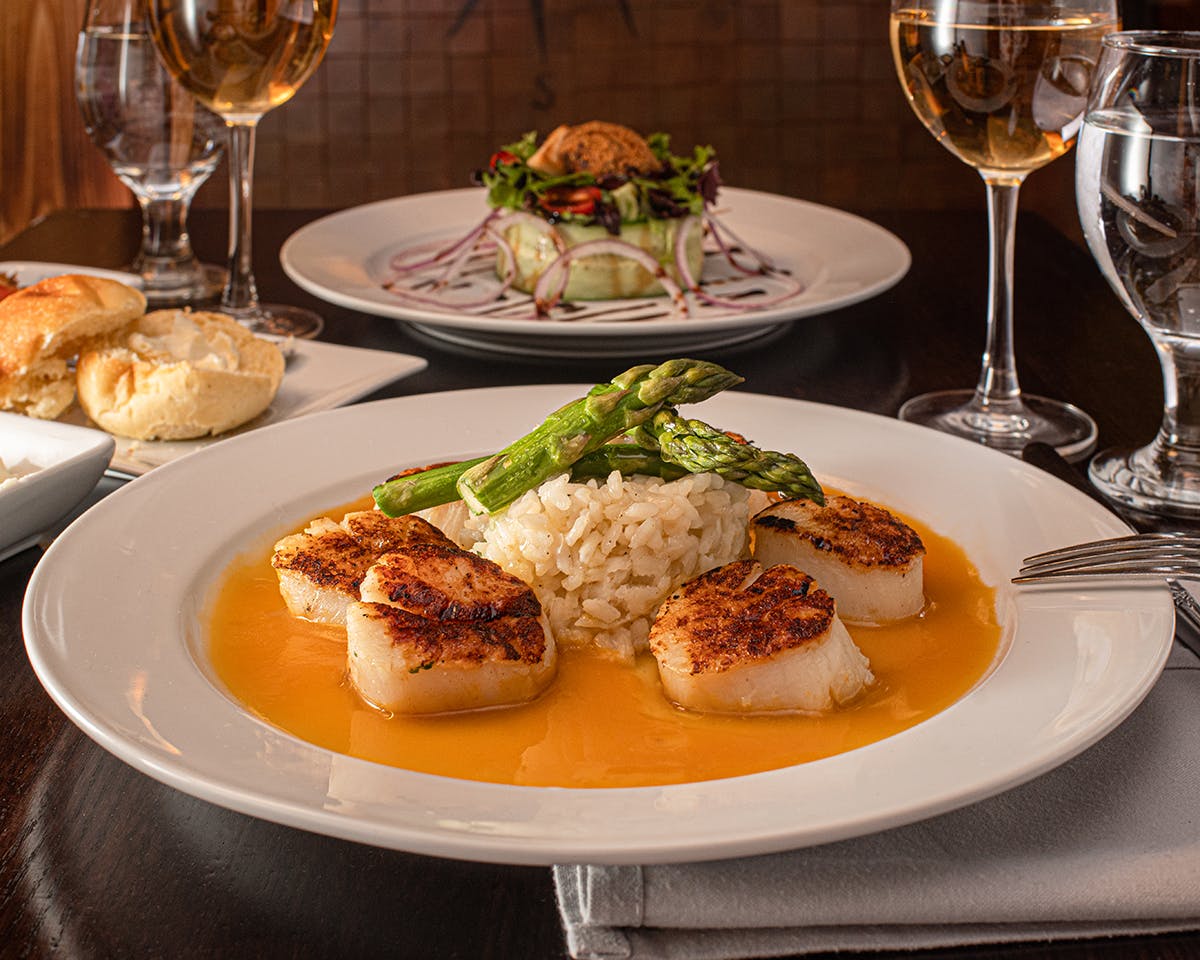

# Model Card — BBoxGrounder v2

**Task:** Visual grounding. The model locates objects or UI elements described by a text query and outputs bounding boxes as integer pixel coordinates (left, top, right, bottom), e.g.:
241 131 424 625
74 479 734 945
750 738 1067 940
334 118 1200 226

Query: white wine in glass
890 1 1119 458
148 0 338 338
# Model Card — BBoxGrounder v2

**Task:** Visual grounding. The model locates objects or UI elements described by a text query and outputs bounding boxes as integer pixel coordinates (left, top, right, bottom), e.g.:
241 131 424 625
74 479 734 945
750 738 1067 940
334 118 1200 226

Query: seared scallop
750 495 925 624
648 559 872 715
348 542 556 714
271 510 455 625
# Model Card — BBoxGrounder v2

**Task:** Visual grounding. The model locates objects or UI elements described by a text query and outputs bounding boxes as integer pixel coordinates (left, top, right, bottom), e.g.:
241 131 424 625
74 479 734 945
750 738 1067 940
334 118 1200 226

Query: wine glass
1076 31 1200 516
146 0 337 338
76 0 227 306
890 1 1119 458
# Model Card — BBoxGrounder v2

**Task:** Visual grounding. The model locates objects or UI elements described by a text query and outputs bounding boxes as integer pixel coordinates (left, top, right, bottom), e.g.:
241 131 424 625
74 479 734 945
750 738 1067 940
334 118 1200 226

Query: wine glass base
898 390 1098 461
223 303 324 340
1089 447 1200 519
139 263 227 308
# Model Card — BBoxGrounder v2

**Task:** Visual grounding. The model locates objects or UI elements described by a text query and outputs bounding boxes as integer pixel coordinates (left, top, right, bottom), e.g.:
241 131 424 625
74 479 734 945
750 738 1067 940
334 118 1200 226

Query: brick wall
60 0 1180 245
207 0 1000 224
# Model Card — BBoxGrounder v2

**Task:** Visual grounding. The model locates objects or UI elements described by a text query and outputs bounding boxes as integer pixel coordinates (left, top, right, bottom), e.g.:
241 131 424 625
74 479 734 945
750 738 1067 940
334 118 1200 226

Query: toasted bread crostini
271 511 456 625
348 544 555 714
527 121 663 177
750 495 925 625
648 560 872 715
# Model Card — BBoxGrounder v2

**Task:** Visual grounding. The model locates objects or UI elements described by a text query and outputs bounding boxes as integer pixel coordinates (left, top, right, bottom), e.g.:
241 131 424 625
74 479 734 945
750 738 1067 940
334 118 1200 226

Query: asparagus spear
633 408 825 504
374 457 486 516
374 445 690 516
455 359 743 514
567 444 689 483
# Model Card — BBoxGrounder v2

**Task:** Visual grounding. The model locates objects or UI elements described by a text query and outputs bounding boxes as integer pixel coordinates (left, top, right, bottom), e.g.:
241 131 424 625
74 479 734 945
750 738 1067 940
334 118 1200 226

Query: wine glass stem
974 176 1026 411
224 119 259 312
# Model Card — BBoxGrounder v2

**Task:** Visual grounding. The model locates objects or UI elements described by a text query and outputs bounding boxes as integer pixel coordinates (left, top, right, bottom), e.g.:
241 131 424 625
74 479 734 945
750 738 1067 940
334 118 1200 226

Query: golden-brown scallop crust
752 495 925 569
271 512 454 599
650 559 837 675
352 601 548 667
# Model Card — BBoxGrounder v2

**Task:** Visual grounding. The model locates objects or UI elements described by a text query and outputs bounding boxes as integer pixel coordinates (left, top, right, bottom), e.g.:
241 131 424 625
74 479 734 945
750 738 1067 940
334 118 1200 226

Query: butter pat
0 455 37 492
127 310 241 372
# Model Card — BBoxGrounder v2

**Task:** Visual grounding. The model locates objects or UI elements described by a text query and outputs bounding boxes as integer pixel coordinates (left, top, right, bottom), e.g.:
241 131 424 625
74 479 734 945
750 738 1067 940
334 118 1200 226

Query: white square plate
59 339 428 476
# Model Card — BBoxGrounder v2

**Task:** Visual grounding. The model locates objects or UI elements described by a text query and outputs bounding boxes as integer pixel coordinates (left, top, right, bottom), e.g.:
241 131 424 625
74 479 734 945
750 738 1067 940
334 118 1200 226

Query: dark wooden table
1 206 1194 960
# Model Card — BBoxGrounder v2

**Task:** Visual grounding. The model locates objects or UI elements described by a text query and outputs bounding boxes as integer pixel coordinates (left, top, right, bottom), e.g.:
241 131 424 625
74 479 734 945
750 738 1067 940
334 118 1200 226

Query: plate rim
278 187 911 342
22 386 1173 865
0 260 145 289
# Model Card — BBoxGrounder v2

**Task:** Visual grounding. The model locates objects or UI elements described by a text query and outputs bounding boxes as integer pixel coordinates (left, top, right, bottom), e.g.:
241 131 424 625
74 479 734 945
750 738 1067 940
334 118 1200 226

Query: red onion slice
387 210 500 275
531 238 689 318
385 223 518 309
704 210 776 274
679 214 803 310
493 210 568 253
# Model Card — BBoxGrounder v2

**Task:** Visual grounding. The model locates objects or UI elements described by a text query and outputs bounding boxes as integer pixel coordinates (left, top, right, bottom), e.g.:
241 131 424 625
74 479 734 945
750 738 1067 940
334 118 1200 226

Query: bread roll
76 309 285 441
0 274 147 419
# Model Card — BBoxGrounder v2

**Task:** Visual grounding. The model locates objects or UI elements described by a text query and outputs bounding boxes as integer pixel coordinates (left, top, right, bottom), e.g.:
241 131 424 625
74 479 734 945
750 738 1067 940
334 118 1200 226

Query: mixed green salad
473 131 721 235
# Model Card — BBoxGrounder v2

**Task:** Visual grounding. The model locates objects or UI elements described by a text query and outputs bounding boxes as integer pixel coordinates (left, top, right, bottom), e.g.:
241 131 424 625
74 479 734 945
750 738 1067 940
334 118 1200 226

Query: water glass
1076 31 1200 516
76 0 226 305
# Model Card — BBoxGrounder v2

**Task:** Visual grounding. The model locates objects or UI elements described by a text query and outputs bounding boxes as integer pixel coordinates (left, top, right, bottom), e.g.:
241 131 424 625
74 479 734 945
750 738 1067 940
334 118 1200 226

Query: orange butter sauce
208 493 1000 788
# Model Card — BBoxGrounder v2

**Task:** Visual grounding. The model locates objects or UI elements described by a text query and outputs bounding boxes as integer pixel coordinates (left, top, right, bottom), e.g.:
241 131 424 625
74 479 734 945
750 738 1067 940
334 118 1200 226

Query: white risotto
426 471 753 660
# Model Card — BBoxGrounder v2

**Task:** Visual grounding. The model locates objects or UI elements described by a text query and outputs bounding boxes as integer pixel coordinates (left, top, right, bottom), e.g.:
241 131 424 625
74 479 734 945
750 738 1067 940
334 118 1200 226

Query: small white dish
0 261 144 289
22 389 1174 865
0 413 114 562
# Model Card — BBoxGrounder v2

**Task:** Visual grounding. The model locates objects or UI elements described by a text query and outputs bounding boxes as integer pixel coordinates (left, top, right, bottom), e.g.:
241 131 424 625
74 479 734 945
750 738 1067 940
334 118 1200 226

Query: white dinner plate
58 339 427 476
0 260 144 289
23 387 1173 865
279 188 911 357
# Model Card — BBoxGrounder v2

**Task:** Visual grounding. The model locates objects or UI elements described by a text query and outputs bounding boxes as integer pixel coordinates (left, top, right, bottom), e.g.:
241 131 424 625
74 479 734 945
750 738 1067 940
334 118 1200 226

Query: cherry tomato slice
539 186 602 216
489 150 519 172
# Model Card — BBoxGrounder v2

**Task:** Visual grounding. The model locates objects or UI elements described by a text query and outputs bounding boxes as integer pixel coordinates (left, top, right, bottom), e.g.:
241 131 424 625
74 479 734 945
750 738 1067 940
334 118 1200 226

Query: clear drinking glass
1076 31 1200 516
146 0 338 338
76 0 226 306
890 1 1119 458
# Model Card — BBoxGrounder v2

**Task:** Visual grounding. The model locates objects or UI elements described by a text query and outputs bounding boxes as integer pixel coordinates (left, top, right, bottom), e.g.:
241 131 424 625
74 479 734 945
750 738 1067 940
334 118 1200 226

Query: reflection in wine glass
1076 31 1200 516
76 0 227 306
890 1 1119 458
147 0 337 338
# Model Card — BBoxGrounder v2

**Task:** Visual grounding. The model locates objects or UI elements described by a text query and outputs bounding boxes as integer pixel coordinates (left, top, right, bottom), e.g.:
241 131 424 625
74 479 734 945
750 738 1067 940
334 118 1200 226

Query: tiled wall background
37 0 1193 242
198 0 1019 224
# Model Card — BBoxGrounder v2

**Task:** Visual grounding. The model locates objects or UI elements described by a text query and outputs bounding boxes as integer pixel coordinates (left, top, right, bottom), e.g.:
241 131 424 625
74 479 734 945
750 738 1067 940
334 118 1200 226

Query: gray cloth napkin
554 643 1200 960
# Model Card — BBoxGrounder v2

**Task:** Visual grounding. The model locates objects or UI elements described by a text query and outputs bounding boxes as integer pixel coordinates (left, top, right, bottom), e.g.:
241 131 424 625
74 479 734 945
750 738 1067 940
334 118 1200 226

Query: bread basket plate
59 340 427 476
22 387 1173 865
0 413 113 562
279 187 911 357
0 261 144 289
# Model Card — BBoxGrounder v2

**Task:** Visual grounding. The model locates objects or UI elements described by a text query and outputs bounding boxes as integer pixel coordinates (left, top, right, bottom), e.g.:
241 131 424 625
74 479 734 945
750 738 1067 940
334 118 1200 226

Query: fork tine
1020 544 1200 576
1023 532 1200 564
1014 559 1200 584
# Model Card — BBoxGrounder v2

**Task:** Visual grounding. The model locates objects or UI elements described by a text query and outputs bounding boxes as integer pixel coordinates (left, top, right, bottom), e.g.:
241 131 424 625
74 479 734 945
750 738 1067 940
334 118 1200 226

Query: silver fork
1014 531 1200 657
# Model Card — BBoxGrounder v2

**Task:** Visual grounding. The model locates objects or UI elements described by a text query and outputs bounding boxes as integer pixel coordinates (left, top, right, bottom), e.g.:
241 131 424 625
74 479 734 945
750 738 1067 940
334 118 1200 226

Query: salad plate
23 387 1172 865
279 188 911 357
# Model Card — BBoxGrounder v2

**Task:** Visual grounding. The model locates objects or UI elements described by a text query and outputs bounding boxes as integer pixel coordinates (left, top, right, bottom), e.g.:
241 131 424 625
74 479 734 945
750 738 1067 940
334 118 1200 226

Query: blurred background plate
280 187 910 356
0 260 143 288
